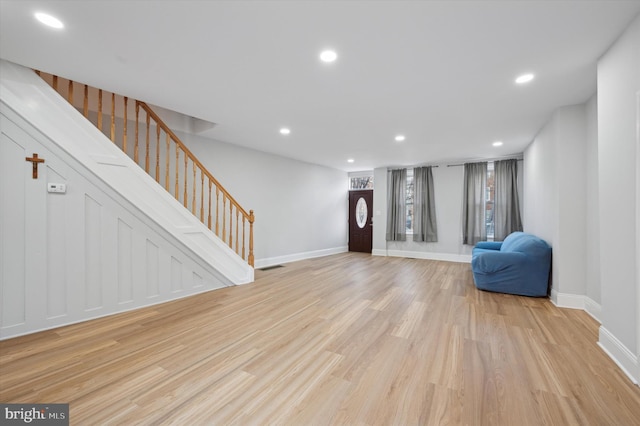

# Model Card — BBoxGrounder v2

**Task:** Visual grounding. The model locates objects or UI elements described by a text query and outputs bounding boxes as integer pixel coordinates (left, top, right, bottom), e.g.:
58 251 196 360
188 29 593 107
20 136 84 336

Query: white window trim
486 161 495 241
406 169 414 235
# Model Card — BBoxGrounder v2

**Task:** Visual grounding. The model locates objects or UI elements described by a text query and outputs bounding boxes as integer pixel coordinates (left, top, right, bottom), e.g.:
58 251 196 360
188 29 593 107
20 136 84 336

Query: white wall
372 167 388 254
173 131 349 268
597 14 639 382
524 15 640 383
555 106 588 297
523 104 590 303
585 94 601 305
523 117 557 249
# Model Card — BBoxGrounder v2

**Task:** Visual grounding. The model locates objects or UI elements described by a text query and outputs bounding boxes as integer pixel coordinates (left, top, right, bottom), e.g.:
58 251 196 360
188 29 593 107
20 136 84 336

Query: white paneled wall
0 109 233 339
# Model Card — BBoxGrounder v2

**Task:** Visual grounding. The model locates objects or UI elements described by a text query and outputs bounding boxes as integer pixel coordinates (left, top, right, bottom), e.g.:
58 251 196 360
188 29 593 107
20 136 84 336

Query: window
463 159 521 245
406 169 414 234
486 162 495 240
387 167 437 242
349 175 374 190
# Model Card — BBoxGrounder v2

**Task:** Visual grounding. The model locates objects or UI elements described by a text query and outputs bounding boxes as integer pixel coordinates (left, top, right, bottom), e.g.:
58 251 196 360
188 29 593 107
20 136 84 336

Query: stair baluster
36 71 255 267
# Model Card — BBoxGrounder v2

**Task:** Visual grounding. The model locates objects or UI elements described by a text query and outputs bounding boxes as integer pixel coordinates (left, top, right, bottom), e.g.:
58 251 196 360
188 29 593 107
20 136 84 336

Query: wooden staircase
36 71 255 267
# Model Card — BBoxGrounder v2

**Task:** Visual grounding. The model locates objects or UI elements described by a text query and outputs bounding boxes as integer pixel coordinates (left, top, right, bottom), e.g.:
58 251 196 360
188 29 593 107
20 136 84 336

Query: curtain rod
447 158 523 167
387 165 439 172
385 155 522 171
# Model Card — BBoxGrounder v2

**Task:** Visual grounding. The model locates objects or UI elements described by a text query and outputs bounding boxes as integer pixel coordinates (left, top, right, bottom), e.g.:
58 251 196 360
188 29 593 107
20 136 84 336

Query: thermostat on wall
47 183 67 193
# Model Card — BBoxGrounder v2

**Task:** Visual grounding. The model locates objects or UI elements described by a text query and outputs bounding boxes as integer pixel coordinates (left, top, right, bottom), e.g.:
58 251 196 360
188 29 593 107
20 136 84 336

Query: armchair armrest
474 241 503 251
472 251 527 273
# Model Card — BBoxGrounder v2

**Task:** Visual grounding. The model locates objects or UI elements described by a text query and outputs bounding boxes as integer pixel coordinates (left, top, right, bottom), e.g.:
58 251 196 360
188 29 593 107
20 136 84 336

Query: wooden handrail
36 71 255 267
136 102 251 219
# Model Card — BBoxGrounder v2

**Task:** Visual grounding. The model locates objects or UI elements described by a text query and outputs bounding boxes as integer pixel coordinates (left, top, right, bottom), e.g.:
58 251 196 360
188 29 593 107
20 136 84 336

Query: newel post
248 210 255 267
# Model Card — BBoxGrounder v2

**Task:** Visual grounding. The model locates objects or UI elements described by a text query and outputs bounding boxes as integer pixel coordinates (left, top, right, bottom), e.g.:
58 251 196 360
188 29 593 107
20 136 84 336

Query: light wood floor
2 253 640 425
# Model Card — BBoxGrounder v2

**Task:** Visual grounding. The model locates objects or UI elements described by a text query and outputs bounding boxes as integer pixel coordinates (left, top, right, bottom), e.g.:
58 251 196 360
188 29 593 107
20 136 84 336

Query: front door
348 190 373 253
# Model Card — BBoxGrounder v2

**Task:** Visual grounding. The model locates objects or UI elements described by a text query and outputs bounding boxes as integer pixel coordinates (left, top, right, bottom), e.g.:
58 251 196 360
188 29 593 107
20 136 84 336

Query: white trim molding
255 246 348 269
557 293 584 309
383 249 471 264
550 290 584 310
584 298 603 323
599 326 639 385
550 291 602 323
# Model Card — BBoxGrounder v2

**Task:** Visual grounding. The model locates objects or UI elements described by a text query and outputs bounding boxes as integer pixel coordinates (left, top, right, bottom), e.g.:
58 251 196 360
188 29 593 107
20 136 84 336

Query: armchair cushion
471 232 551 297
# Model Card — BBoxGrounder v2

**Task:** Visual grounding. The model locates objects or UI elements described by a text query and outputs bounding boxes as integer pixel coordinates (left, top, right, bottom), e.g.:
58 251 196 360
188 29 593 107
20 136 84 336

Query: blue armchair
471 232 551 297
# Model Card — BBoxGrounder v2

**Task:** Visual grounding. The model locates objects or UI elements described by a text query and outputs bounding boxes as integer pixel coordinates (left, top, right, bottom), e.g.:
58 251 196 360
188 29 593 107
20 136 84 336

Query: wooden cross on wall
25 153 45 179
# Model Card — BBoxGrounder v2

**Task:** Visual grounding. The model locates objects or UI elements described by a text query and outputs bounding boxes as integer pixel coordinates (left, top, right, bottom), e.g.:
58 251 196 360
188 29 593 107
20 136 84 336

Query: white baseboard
257 247 471 268
584 298 602 323
550 291 602 323
598 326 639 385
384 249 471 263
551 290 585 309
254 246 348 269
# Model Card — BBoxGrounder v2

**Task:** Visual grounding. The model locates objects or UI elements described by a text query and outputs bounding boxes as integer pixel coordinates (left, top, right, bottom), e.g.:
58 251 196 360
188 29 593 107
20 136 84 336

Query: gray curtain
494 159 523 241
413 166 437 242
462 162 487 245
386 168 407 241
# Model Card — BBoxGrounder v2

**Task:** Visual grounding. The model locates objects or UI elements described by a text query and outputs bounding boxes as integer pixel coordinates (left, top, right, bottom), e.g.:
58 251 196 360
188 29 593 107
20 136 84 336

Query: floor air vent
259 265 284 271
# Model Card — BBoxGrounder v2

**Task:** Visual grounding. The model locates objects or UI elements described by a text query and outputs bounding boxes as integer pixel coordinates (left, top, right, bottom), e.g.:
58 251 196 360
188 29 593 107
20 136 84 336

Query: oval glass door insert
356 197 368 228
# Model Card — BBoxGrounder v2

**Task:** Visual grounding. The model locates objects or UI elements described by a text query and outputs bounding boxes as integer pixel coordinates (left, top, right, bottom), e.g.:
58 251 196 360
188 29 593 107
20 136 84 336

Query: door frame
348 189 373 253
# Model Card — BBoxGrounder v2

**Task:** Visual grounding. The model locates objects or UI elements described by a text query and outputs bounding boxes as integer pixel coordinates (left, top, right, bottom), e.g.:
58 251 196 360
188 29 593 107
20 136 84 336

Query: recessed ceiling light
279 128 291 135
319 50 337 63
395 135 406 142
493 141 503 147
35 12 64 29
515 73 534 84
347 158 355 163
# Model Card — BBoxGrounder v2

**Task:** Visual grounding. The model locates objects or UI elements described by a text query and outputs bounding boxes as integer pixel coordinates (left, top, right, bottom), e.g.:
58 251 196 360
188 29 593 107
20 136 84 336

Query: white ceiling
1 1 639 172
